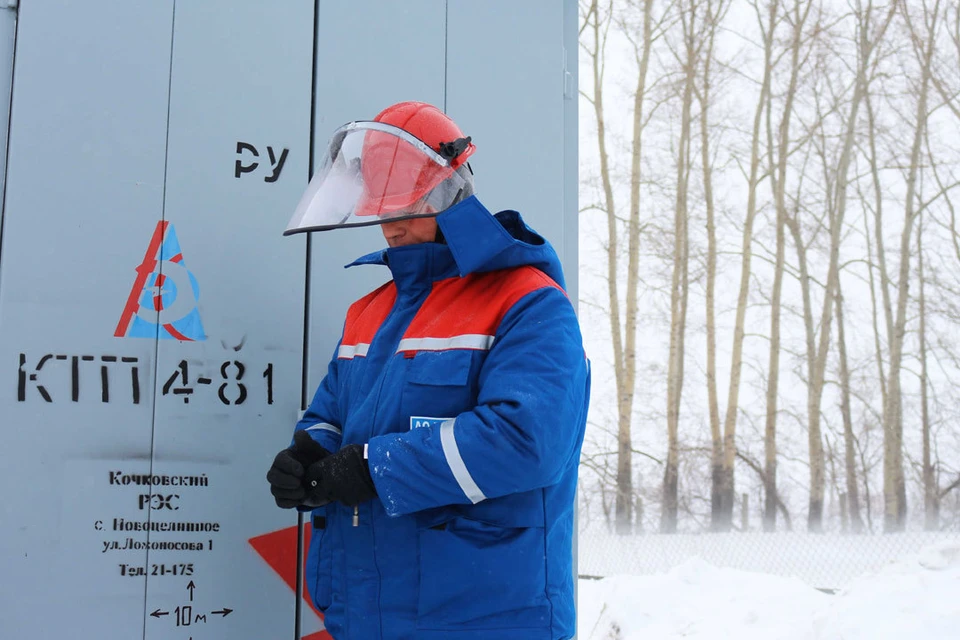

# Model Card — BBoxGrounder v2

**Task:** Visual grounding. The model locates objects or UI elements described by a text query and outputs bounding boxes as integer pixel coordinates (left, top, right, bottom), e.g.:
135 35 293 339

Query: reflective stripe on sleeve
439 419 486 504
396 334 495 353
338 343 370 359
305 422 342 435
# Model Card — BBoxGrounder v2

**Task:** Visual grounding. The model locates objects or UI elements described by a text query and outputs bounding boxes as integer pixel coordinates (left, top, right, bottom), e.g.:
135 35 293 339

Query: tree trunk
585 0 633 534
867 94 894 402
885 0 940 532
804 0 894 532
836 282 864 533
583 0 658 534
719 0 777 532
761 0 811 532
918 211 938 530
662 0 697 534
700 0 725 536
863 91 889 413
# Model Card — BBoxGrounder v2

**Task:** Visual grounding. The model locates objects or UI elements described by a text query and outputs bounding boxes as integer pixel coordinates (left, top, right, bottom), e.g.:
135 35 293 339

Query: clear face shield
284 121 469 235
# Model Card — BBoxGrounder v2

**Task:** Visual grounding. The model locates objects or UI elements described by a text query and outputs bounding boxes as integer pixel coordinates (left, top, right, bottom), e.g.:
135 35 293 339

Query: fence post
741 493 749 531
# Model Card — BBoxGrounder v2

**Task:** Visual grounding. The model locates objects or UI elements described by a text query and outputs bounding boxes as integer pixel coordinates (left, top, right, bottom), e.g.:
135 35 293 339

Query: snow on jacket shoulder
297 196 590 640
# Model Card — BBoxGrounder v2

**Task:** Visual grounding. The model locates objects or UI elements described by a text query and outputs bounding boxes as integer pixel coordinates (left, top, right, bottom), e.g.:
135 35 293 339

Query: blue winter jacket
297 196 590 639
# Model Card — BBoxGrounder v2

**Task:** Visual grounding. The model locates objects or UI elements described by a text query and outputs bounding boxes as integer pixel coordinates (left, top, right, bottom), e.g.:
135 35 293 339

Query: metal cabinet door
143 2 312 639
0 2 175 637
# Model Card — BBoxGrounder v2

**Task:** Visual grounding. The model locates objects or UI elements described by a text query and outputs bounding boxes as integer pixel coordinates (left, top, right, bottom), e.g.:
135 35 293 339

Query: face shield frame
283 121 469 235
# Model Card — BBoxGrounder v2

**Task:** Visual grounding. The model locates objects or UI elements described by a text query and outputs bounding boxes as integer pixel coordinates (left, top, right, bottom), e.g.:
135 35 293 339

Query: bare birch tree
917 209 938 530
883 0 943 531
580 0 663 533
663 0 708 533
760 0 813 531
696 0 731 532
835 280 865 532
862 85 892 438
792 0 894 531
920 97 960 530
717 0 778 531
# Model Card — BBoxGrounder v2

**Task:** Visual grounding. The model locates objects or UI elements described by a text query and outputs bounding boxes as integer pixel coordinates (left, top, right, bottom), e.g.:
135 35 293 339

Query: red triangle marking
248 524 332 640
115 220 168 337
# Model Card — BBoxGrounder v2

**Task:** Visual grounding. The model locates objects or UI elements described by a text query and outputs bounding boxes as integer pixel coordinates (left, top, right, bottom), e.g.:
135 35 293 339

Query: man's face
380 216 438 247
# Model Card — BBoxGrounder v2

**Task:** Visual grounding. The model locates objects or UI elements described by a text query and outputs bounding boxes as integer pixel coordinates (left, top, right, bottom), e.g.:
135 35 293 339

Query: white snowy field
577 542 960 639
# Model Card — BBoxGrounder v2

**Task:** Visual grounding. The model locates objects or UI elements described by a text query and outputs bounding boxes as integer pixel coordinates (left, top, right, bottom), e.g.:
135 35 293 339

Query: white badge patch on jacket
410 416 453 430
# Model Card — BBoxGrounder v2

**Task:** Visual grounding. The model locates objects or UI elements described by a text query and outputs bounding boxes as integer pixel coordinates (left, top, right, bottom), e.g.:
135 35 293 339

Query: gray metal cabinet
0 2 576 638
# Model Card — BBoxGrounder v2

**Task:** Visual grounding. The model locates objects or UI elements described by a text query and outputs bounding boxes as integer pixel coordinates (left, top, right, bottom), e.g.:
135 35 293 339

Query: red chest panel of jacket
339 265 563 358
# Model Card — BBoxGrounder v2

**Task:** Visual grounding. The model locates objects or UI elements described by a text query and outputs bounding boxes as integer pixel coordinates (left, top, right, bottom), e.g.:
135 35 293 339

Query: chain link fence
578 527 960 590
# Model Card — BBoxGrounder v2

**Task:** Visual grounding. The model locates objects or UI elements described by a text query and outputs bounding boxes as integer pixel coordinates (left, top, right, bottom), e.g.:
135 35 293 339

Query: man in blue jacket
267 101 590 640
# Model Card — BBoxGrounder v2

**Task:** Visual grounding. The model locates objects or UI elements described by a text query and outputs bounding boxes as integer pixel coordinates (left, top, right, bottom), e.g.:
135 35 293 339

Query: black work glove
267 430 331 509
303 444 377 507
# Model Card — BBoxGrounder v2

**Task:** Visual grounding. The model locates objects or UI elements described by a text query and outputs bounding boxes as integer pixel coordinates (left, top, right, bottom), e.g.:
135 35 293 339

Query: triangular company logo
114 221 206 341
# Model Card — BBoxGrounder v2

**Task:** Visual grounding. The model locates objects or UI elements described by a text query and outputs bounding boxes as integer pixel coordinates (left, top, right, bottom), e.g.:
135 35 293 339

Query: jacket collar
343 195 567 292
435 196 514 277
345 242 458 296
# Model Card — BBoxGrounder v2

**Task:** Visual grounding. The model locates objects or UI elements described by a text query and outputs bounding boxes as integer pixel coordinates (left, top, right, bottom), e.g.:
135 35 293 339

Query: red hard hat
373 102 476 169
354 102 475 217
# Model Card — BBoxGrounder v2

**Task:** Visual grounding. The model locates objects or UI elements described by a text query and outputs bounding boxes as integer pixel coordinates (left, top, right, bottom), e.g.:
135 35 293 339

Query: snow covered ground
577 542 960 639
